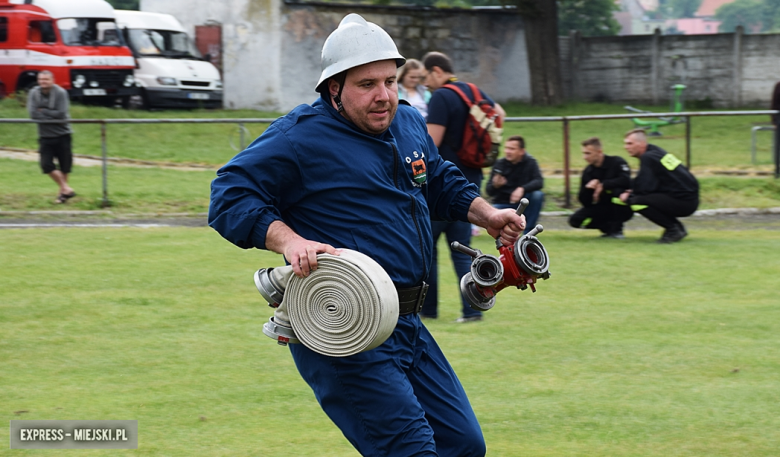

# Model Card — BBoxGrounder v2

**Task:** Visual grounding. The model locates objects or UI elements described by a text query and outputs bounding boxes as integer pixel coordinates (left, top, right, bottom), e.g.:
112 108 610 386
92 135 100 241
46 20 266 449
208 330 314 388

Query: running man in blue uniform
209 14 525 456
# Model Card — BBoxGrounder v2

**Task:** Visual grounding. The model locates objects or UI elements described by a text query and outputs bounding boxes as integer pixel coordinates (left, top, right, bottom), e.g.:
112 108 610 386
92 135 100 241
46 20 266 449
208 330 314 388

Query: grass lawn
3 158 780 214
1 228 779 456
1 98 777 170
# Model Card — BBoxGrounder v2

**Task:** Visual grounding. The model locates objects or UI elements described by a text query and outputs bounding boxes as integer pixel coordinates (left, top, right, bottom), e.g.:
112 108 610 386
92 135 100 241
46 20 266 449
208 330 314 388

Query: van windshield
126 29 202 59
57 18 122 46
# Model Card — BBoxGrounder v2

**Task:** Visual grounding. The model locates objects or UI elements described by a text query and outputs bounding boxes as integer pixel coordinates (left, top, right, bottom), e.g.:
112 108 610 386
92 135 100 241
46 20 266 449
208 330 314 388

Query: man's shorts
39 134 73 174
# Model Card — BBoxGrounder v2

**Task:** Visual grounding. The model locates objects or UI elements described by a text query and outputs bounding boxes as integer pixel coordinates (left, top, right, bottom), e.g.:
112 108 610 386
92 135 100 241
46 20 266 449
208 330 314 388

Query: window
0 17 7 42
57 18 121 46
29 20 56 43
126 29 201 58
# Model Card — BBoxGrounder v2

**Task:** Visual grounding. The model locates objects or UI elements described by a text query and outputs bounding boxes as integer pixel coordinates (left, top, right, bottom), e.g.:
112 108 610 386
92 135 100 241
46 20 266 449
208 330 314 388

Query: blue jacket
209 96 480 288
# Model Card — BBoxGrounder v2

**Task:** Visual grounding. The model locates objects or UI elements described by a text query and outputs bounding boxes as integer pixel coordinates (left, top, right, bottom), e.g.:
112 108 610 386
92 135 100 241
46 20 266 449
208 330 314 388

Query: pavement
2 208 779 231
3 147 779 230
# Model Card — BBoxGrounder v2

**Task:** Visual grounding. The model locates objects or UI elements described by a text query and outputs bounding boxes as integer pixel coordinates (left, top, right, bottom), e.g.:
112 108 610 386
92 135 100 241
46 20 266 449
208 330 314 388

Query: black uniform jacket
578 155 631 207
632 144 698 199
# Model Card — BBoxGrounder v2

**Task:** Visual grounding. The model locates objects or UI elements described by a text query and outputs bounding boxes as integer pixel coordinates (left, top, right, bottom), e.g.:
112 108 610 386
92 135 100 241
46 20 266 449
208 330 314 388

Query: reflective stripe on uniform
581 217 592 228
612 197 627 206
631 205 648 211
660 153 682 171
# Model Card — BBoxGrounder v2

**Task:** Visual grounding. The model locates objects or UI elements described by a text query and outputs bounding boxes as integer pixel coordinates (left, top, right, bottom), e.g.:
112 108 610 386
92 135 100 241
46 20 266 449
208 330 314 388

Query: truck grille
71 69 132 88
180 81 210 87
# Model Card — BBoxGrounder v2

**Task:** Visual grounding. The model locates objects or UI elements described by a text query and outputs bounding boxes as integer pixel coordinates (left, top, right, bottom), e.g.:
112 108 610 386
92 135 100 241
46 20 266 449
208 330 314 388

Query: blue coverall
209 95 486 456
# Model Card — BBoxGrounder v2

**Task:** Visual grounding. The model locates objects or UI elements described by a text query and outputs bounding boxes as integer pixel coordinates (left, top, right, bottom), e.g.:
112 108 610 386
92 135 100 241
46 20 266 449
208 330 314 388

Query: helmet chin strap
331 72 347 113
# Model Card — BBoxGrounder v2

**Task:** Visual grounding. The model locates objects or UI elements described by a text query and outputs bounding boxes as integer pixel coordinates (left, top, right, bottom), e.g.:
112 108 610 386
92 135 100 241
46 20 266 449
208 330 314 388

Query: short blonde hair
581 137 602 149
624 128 647 142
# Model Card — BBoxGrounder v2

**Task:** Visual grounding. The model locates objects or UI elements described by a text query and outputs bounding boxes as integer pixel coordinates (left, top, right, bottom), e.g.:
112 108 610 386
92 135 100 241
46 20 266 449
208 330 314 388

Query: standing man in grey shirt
27 70 76 204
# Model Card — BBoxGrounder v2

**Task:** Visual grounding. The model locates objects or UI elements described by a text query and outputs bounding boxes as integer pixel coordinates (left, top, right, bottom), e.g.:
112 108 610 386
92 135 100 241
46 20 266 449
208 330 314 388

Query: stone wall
141 0 531 111
561 28 780 108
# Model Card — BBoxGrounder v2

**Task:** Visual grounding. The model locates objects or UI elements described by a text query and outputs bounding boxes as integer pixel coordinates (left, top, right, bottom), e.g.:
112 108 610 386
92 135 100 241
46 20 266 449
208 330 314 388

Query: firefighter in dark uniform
619 129 699 243
568 137 633 238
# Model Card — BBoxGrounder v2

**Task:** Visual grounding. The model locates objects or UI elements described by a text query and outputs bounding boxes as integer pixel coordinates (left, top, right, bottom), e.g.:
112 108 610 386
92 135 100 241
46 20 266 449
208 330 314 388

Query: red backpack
443 82 504 168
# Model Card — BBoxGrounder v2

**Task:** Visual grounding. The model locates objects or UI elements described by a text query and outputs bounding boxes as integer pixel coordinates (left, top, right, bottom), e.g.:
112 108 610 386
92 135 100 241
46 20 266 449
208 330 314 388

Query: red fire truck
0 0 139 104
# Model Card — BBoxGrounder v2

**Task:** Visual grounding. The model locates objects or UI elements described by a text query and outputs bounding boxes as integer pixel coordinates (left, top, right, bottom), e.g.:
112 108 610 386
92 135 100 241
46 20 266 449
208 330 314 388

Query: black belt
397 282 429 315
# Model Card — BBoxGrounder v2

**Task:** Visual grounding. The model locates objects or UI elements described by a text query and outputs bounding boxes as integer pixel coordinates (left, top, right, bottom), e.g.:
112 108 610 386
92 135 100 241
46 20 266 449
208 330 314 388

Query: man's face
582 144 604 166
504 139 525 163
422 66 445 91
623 134 647 158
331 60 398 135
37 73 54 92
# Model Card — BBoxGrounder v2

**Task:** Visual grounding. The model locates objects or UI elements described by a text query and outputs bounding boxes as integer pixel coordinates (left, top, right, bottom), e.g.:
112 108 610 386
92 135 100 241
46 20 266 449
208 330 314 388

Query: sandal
54 194 68 204
61 192 76 200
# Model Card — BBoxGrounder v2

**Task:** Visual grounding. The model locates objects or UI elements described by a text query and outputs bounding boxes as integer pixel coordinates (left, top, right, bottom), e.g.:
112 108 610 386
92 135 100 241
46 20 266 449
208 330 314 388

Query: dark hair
581 137 602 149
507 135 525 149
422 51 454 74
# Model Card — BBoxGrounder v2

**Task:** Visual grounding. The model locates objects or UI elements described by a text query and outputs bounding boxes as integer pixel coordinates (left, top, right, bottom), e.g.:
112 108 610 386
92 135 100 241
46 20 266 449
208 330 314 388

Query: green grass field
1 98 777 170
2 227 780 456
3 157 780 214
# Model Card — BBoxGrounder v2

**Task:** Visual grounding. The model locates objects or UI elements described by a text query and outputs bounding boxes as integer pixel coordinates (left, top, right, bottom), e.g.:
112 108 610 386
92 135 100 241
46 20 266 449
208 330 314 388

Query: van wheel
125 93 147 110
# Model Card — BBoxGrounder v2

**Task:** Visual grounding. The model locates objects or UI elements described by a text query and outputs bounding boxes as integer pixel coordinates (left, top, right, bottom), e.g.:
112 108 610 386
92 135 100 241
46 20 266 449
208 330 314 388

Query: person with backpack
420 51 506 323
485 135 545 232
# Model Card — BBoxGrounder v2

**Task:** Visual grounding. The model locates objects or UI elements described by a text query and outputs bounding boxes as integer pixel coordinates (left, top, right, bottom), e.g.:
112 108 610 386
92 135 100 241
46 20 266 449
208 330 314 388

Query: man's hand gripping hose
451 198 551 311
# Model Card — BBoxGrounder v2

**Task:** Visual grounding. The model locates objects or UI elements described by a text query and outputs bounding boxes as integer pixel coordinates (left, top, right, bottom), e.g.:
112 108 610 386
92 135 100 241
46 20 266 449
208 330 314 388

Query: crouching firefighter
208 14 526 456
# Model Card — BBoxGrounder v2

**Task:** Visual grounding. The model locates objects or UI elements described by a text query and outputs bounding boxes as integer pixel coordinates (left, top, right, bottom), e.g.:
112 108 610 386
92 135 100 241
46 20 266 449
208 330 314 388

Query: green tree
557 0 620 36
105 0 139 10
716 0 763 32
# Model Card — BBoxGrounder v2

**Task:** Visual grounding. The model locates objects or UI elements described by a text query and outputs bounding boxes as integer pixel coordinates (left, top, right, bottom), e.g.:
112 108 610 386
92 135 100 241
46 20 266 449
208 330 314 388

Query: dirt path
0 148 218 171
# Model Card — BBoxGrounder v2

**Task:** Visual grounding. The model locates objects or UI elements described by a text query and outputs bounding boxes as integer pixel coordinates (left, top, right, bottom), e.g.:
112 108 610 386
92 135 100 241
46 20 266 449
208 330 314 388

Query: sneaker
600 231 625 239
455 315 483 323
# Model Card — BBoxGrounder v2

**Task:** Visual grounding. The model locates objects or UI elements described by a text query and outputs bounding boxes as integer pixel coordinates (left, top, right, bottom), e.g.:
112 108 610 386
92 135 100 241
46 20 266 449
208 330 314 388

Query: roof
696 0 737 17
115 10 185 32
7 0 116 19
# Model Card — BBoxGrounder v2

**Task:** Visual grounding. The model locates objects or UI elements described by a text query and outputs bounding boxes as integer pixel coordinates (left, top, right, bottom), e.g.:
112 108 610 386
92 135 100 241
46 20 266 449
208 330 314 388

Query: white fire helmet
315 13 406 93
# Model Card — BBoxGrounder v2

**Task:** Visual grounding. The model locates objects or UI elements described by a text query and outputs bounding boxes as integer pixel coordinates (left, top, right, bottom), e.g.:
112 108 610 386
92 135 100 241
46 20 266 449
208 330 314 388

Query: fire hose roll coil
284 250 399 357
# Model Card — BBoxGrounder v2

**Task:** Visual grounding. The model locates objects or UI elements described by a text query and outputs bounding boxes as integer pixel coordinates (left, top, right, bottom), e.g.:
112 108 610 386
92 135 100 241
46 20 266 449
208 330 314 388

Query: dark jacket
209 95 480 288
578 155 631 207
485 154 543 205
771 81 780 125
630 144 698 200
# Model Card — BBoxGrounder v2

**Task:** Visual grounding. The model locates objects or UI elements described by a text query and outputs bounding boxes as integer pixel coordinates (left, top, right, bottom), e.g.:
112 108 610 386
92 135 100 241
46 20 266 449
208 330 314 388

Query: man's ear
328 78 340 97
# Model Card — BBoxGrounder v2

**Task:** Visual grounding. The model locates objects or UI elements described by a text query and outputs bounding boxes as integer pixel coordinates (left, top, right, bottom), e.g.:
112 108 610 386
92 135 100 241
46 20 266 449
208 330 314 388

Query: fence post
563 117 571 208
100 122 110 208
775 125 779 179
685 116 691 170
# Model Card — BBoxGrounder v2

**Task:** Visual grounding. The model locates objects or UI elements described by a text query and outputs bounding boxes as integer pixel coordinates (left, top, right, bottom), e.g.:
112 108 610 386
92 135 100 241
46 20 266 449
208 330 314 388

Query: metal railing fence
2 110 778 208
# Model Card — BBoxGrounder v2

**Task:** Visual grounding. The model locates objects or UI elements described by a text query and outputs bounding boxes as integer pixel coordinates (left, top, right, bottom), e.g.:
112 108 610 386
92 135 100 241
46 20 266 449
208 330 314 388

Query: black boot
658 223 687 243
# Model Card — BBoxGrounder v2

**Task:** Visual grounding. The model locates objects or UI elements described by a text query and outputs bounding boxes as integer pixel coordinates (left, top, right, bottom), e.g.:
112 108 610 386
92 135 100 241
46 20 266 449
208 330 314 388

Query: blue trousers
290 315 486 456
421 220 480 319
494 190 544 234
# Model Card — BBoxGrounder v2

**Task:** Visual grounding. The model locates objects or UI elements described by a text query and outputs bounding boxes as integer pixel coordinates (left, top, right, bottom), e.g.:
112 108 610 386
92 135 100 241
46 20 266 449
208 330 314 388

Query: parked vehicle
0 0 139 104
115 10 222 109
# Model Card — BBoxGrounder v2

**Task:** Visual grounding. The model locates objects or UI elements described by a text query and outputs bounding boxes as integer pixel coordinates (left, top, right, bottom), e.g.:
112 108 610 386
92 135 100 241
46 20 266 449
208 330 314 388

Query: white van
115 10 222 109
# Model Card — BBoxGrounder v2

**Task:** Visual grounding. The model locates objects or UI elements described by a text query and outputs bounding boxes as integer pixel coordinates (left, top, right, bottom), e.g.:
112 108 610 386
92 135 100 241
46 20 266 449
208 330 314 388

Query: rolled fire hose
257 250 399 358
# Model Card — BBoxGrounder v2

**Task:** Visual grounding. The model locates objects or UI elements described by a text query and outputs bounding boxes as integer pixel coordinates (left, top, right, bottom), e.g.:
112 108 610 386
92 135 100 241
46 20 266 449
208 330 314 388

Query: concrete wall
141 0 531 112
562 29 780 108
